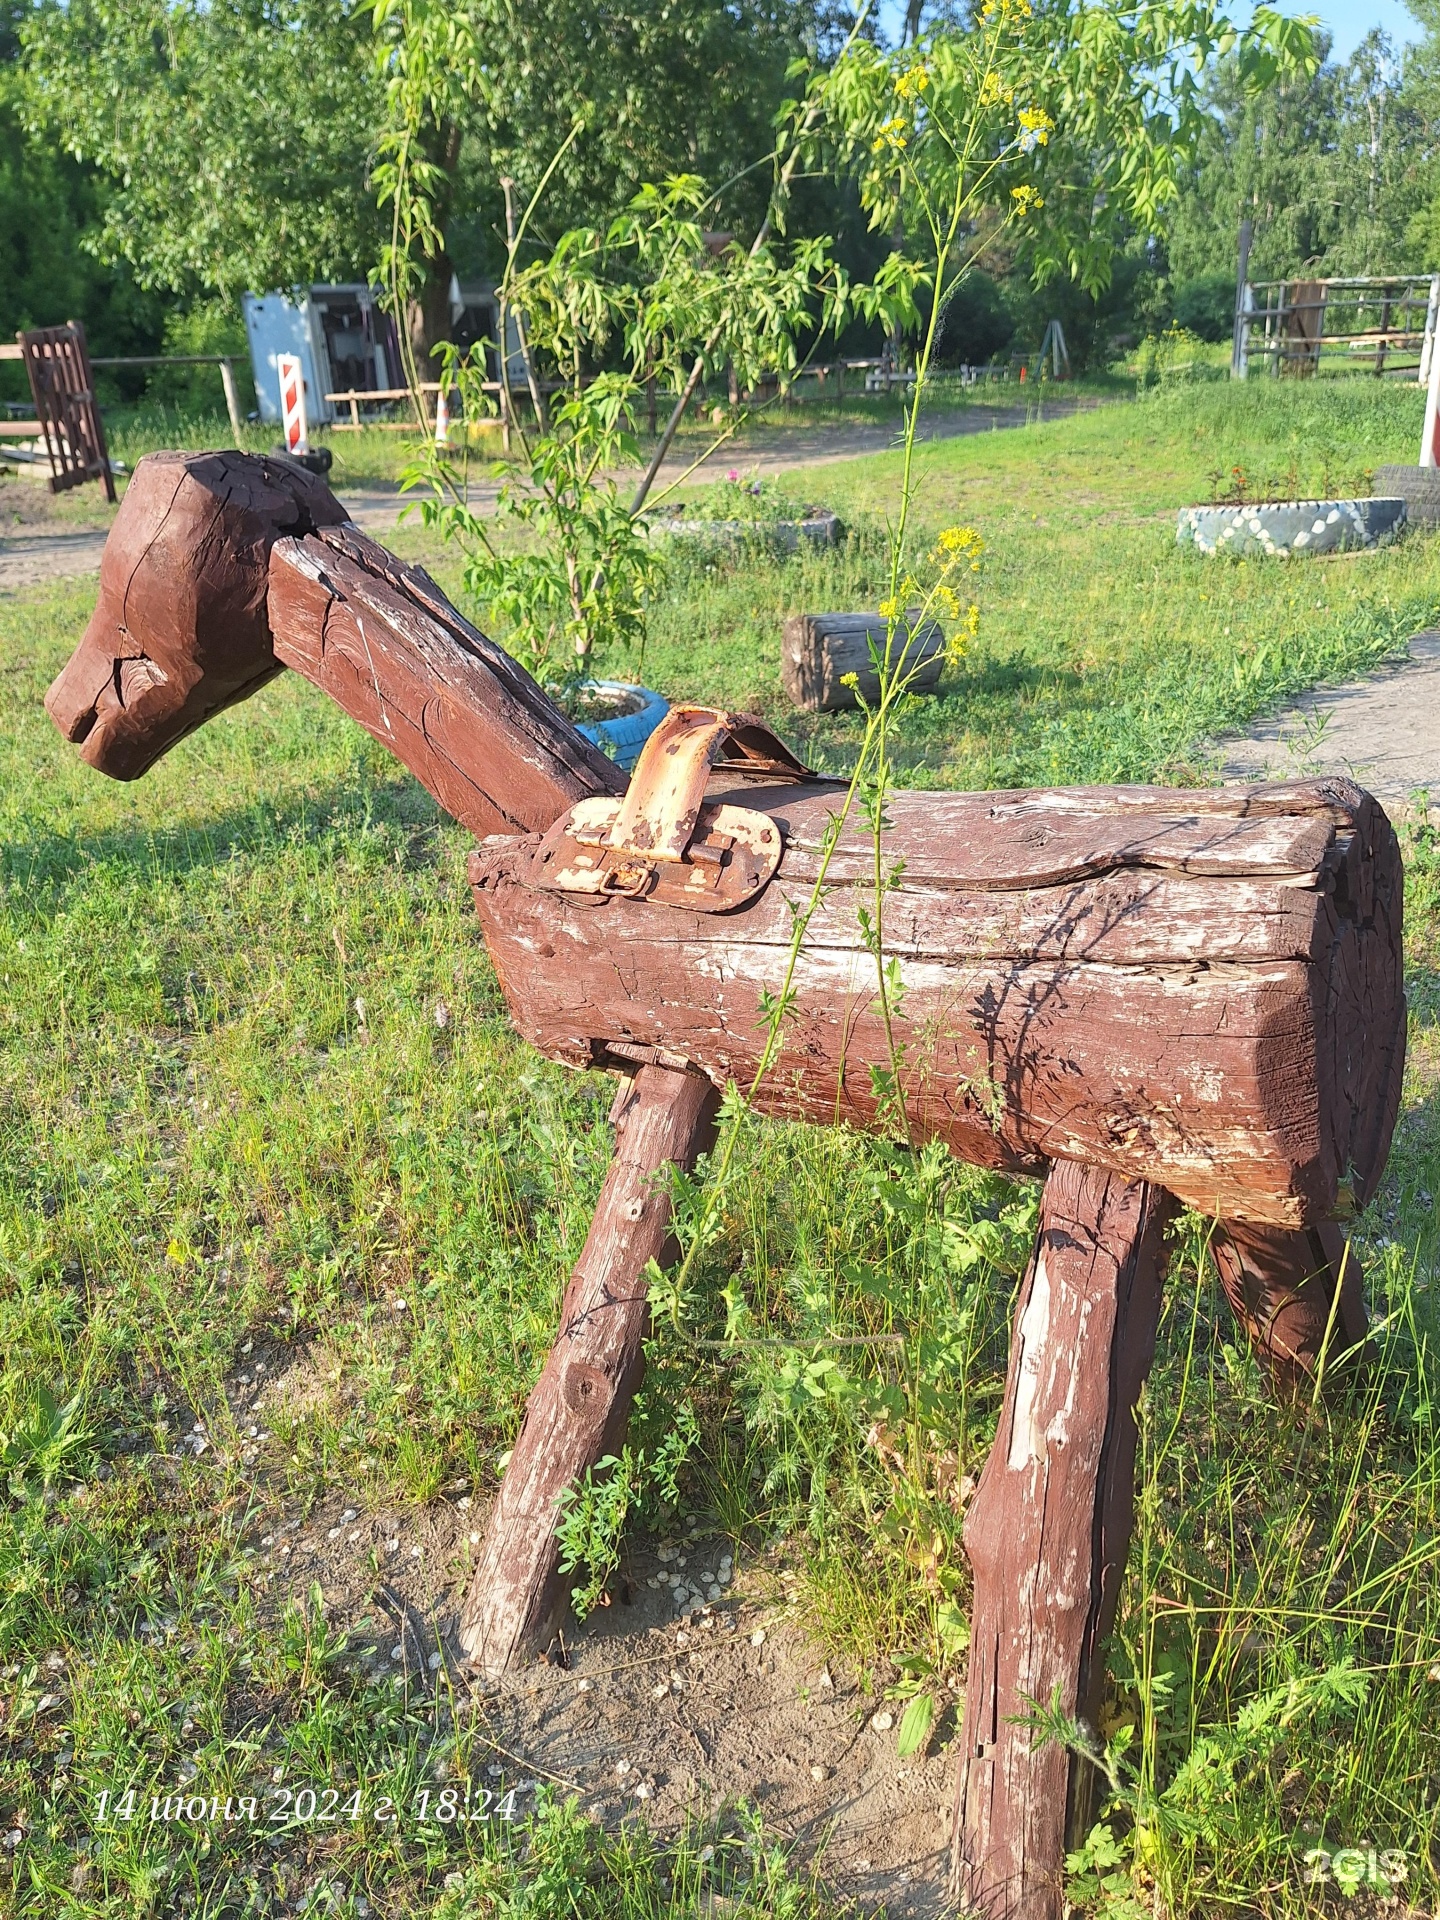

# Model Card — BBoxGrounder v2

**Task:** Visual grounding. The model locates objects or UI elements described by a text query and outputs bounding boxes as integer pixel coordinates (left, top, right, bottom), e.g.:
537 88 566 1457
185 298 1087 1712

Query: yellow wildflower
934 525 985 571
1011 183 1044 214
871 115 909 153
1016 105 1054 150
878 594 901 620
894 62 930 100
980 71 1014 107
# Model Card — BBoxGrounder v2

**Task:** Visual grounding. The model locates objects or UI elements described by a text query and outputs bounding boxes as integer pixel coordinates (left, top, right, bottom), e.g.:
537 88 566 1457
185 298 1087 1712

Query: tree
20 0 836 368
0 2 165 389
20 0 385 301
1165 28 1425 288
471 0 823 250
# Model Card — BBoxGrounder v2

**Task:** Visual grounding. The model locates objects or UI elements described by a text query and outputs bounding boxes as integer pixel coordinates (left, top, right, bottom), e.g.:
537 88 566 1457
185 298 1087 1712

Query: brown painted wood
44 449 348 779
953 1159 1177 1920
1211 1219 1369 1391
468 774 1405 1228
782 610 944 710
267 524 623 837
42 458 1406 1821
44 450 621 829
457 1064 719 1675
20 321 116 500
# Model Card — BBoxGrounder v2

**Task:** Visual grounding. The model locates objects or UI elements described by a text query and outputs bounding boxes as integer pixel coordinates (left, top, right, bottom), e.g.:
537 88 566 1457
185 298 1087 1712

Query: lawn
1 377 1438 1919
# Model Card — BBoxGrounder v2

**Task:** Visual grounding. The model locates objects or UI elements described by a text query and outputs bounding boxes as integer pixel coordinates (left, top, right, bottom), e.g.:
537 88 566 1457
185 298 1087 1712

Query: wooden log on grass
782 608 944 711
953 1159 1176 1920
469 773 1405 1229
457 1063 719 1673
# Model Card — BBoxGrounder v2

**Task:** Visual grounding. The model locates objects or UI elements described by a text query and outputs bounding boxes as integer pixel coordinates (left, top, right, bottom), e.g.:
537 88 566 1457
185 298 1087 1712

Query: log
781 609 944 711
457 1064 720 1674
1211 1219 1369 1390
953 1160 1177 1920
266 524 623 836
468 774 1405 1228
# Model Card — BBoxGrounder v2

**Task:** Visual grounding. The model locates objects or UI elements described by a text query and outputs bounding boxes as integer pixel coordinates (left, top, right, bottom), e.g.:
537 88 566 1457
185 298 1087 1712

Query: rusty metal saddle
529 705 821 912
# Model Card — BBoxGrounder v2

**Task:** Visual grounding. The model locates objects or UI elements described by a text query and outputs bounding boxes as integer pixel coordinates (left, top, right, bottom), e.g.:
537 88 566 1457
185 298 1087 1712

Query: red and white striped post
277 353 309 457
1421 324 1440 468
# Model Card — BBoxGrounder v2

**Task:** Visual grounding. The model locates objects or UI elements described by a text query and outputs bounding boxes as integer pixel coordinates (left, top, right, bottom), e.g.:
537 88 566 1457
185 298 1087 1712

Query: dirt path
338 398 1096 531
1218 628 1440 806
0 400 1099 586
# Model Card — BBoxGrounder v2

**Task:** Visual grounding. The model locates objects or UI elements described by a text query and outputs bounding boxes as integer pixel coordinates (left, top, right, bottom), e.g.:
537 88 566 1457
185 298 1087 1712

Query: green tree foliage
1388 3 1440 272
1166 28 1425 287
0 3 165 393
817 0 1315 370
471 0 821 251
19 0 829 320
821 1 1317 299
20 0 383 300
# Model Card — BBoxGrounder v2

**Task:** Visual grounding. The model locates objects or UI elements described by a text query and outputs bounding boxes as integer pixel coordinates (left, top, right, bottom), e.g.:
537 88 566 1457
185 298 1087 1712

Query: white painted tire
1177 497 1406 557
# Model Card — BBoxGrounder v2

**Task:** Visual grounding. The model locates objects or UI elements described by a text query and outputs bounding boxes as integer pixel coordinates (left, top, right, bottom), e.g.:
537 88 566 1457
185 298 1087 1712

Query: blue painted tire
574 680 670 771
1177 497 1406 557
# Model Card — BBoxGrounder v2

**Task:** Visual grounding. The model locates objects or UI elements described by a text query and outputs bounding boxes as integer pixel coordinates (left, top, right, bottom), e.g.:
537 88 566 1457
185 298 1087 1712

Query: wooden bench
45 453 1406 1920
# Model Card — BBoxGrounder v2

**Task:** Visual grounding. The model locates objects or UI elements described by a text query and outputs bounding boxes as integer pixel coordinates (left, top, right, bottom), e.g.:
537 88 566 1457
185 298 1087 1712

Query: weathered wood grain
41 450 1408 1841
953 1160 1176 1920
782 610 944 711
44 448 347 779
268 525 622 837
1211 1219 1369 1390
457 1064 719 1675
467 776 1405 1227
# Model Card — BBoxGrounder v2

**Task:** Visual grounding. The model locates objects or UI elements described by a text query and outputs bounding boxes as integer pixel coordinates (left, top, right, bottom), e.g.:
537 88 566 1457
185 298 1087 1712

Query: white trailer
243 285 399 426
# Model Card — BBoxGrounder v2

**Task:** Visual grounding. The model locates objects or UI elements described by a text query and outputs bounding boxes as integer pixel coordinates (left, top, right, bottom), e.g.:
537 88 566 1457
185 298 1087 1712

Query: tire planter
1176 497 1406 557
656 509 842 553
572 680 670 771
1373 466 1440 531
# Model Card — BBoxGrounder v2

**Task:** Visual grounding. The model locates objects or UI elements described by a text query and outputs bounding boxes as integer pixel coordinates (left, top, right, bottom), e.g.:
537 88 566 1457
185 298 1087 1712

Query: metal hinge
529 705 816 912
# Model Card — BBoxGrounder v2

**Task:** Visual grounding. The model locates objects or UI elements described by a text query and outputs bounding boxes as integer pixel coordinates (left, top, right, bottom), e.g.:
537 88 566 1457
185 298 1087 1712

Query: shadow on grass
2 770 452 910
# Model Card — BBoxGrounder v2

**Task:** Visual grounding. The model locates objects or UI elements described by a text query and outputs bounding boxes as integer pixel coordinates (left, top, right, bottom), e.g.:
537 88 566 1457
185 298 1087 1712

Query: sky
878 1 1422 63
1297 0 1418 62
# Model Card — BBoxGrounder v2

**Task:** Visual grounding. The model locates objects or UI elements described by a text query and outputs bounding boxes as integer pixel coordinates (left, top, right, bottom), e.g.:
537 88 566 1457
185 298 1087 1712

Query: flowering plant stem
659 11 1036 1322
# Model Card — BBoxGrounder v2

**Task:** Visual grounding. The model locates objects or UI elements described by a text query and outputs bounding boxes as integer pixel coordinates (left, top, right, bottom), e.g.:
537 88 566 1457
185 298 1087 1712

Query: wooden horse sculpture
47 453 1405 1918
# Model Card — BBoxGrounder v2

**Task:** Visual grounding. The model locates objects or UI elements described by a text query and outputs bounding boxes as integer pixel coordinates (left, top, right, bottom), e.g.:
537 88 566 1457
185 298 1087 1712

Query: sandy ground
1217 627 1440 807
226 1342 959 1918
338 399 1098 531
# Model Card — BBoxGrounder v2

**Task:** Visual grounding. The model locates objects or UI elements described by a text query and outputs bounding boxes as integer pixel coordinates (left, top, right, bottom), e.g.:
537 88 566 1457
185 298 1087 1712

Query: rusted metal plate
530 794 782 911
530 704 811 911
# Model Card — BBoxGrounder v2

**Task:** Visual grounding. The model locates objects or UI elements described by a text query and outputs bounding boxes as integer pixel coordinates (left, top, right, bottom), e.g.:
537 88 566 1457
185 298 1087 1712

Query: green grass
2 380 1438 1918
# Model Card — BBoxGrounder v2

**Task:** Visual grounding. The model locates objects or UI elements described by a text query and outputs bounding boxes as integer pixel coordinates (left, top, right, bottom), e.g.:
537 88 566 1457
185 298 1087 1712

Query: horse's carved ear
44 449 346 780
